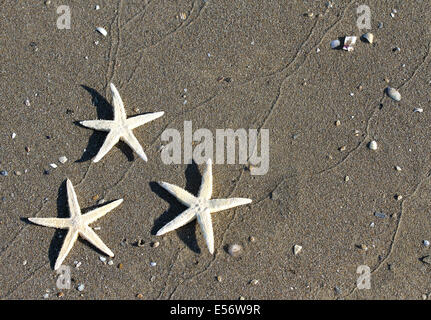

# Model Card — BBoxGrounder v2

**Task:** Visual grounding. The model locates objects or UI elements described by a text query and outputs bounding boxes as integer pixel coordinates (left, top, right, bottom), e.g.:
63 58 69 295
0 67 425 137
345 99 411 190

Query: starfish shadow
150 161 203 254
75 85 134 162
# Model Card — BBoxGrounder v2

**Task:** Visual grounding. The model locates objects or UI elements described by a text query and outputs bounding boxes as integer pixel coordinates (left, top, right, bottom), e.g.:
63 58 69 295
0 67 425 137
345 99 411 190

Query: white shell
386 87 401 101
368 140 378 150
330 39 340 49
362 32 374 44
343 36 357 51
96 27 108 37
414 108 423 113
293 245 302 255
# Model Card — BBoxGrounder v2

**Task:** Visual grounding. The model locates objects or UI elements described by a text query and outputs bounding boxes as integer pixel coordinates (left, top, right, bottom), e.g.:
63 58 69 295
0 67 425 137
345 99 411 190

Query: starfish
80 83 164 162
156 159 252 254
28 179 123 270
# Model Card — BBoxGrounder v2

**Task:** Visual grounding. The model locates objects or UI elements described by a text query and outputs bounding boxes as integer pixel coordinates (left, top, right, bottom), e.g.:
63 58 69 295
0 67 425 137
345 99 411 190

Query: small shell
368 140 378 150
293 244 302 255
386 87 401 101
362 32 374 44
414 108 423 113
96 27 108 37
343 36 357 51
330 39 341 49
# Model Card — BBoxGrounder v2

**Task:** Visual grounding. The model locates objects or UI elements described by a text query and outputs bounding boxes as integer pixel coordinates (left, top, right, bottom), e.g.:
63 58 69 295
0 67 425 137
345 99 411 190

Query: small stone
92 195 100 201
50 163 58 169
335 120 341 126
370 222 375 228
150 262 157 267
136 293 144 299
216 275 222 282
11 132 16 139
368 140 378 150
386 87 401 101
344 176 350 182
362 32 374 44
422 294 428 300
395 194 403 201
25 146 30 153
293 244 302 255
14 171 22 176
378 22 383 29
423 240 430 247
339 145 347 152
108 260 114 265
44 0 51 5
137 239 145 247
43 293 49 299
1 170 8 176
96 27 108 37
228 244 242 257
99 256 106 262
151 241 160 248
414 108 423 113
249 236 256 242
77 284 85 292
118 263 124 269
57 292 64 298
95 4 100 10
58 156 68 164
330 39 340 49
179 12 187 20
25 99 31 106
374 212 386 219
334 286 342 295
23 260 27 266
239 296 245 300
395 165 402 171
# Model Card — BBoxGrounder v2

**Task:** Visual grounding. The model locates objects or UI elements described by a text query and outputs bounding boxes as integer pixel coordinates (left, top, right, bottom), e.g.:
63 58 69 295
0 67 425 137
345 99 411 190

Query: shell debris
386 87 401 101
343 36 357 51
96 27 108 37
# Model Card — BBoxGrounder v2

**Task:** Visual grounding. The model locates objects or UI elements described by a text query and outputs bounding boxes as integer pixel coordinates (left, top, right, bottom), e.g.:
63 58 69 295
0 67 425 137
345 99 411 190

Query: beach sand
1 0 431 299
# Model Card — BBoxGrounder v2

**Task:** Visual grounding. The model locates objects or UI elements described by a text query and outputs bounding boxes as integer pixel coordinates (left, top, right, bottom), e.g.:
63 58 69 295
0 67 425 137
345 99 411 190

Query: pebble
414 108 423 113
11 132 16 139
25 99 31 106
150 262 157 267
344 176 350 182
335 120 341 126
386 87 401 101
1 170 8 176
59 156 68 164
374 212 386 219
43 293 49 299
395 165 402 171
395 194 403 201
95 5 100 10
137 239 145 247
330 39 340 49
249 236 256 242
136 293 144 299
216 275 222 282
108 260 114 266
57 292 64 298
293 244 302 255
368 140 378 150
50 163 58 169
99 256 106 262
378 22 384 29
228 244 242 257
370 222 375 228
180 12 187 20
151 241 160 248
77 284 85 292
423 240 430 247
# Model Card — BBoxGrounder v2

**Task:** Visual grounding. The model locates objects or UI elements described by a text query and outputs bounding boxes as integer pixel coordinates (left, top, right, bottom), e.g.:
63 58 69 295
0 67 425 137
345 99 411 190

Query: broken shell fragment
343 36 357 51
362 32 374 44
386 87 401 101
96 27 108 37
368 140 378 150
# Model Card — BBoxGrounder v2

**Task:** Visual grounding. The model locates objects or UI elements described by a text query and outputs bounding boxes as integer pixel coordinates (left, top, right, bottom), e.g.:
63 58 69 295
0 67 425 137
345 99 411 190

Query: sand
1 0 431 299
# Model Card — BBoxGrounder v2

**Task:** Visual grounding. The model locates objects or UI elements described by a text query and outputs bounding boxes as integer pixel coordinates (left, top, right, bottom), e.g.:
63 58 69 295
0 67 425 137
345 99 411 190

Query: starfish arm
54 229 79 270
110 83 127 121
158 181 197 206
80 225 114 257
28 217 71 229
156 207 197 236
121 130 148 161
196 209 214 254
126 111 164 130
82 199 123 225
66 179 82 217
93 131 120 162
198 158 213 199
209 198 252 213
79 120 113 132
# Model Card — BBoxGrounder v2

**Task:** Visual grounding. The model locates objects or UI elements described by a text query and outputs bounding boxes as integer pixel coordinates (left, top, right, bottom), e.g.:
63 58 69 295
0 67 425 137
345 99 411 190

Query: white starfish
28 179 123 270
156 159 252 254
80 83 164 162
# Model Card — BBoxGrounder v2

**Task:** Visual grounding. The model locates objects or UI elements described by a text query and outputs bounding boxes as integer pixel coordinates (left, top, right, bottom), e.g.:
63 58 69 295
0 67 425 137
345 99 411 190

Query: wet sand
1 0 431 299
